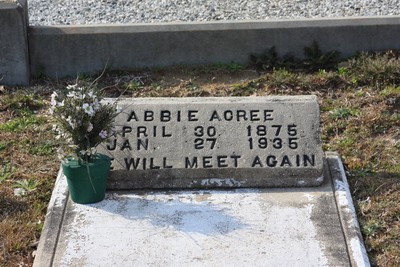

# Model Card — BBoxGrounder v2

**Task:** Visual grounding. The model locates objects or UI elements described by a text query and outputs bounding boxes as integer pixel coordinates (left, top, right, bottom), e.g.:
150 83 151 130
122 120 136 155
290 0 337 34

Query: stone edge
28 16 400 79
326 152 371 267
29 15 400 33
33 167 69 267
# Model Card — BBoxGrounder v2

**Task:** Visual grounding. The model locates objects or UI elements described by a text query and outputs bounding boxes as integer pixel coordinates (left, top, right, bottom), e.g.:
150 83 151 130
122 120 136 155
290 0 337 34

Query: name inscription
99 97 322 175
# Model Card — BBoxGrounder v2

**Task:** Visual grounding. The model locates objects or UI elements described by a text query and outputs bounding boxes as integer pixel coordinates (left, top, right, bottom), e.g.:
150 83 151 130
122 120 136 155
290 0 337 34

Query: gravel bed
28 0 400 26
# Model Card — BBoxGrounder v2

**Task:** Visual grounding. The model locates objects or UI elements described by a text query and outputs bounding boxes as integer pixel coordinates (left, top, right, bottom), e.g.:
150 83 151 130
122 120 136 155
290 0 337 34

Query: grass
1 51 399 266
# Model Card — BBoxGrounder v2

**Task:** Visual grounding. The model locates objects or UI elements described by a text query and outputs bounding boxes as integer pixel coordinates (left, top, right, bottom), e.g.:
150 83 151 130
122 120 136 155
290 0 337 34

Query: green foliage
379 86 400 97
303 41 340 71
249 42 339 72
337 66 349 77
363 220 383 237
124 80 143 92
0 115 46 132
329 107 359 120
0 163 15 182
12 179 39 192
231 81 257 96
29 141 56 156
267 69 299 88
0 141 7 151
77 73 93 82
224 62 245 73
0 92 45 113
345 51 400 88
336 136 356 149
33 64 46 79
250 47 279 71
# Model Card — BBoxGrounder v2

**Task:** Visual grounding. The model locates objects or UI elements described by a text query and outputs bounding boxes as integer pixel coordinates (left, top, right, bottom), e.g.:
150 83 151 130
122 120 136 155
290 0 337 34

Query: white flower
93 99 101 111
14 188 26 196
79 147 96 157
87 123 93 132
99 130 108 139
67 91 76 98
50 92 58 106
78 92 85 99
57 100 65 107
66 116 76 129
57 148 66 161
87 91 95 99
82 103 95 116
67 84 77 90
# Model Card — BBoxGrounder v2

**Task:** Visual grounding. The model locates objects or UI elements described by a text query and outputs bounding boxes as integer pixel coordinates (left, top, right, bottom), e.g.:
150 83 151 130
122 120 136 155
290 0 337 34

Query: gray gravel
28 0 400 26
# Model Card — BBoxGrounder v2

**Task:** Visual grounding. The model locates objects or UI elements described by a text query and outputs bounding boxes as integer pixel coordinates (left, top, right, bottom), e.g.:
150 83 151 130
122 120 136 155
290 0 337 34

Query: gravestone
34 95 371 267
99 96 323 189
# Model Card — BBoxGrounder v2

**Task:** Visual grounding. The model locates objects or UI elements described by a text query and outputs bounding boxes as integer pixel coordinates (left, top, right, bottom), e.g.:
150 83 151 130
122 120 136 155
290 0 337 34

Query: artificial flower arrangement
50 83 119 204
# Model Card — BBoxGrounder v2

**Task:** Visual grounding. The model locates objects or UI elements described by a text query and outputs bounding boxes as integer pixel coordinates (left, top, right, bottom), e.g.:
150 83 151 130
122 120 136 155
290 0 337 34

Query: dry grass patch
1 51 400 266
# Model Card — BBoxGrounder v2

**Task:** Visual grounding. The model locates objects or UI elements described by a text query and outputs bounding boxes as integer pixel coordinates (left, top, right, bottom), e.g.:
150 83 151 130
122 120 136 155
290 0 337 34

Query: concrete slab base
34 153 370 267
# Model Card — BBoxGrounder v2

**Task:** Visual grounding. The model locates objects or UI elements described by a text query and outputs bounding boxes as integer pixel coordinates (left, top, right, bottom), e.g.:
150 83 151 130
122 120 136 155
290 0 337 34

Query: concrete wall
1 2 400 84
0 0 29 85
28 16 400 79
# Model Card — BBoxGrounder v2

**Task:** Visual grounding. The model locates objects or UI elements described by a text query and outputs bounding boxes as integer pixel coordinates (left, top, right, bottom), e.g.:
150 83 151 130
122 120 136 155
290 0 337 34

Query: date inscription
102 102 320 172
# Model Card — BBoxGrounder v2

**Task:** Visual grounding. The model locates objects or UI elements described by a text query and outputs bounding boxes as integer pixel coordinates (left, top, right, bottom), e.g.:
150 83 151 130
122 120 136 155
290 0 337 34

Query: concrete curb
33 168 69 267
326 152 370 267
28 16 400 79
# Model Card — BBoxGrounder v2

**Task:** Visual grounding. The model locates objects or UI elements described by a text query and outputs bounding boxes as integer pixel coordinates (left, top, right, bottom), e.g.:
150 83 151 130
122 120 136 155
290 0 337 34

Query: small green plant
77 73 92 82
345 51 400 88
350 167 375 178
329 107 359 120
29 141 56 156
124 80 143 92
337 66 349 77
224 62 244 73
379 86 400 97
250 46 279 71
0 115 46 132
0 163 15 182
231 81 257 96
267 69 298 89
250 42 339 72
34 64 46 79
0 92 45 114
303 41 340 71
0 141 7 151
13 179 39 193
363 221 383 237
337 136 356 148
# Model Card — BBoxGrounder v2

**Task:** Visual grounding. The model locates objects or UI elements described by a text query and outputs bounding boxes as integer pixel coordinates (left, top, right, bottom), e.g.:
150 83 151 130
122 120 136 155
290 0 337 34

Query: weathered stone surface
33 155 370 267
0 0 29 85
29 17 400 79
99 96 324 189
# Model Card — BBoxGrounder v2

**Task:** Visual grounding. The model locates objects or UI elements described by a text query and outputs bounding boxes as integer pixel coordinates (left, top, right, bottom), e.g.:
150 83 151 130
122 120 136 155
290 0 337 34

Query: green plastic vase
62 154 111 204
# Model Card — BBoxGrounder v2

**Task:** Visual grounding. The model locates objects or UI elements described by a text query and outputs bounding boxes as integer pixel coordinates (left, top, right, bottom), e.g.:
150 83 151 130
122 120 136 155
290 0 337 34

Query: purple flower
99 130 108 139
